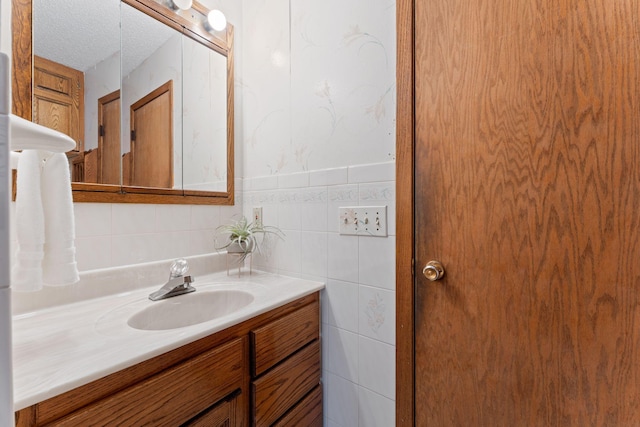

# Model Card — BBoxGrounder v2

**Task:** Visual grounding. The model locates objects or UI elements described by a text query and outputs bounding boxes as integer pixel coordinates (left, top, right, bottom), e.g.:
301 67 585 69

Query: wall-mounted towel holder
10 114 75 152
8 114 76 170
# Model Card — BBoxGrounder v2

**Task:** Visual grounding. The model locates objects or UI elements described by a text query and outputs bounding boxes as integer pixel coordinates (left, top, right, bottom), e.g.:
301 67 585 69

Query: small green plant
215 215 284 261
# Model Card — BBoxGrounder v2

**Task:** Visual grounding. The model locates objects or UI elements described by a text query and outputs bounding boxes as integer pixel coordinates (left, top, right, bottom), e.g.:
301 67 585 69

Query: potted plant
215 215 284 262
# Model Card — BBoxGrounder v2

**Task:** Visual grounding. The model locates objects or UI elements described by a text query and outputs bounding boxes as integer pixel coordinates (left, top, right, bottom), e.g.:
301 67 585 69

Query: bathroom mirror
11 0 234 204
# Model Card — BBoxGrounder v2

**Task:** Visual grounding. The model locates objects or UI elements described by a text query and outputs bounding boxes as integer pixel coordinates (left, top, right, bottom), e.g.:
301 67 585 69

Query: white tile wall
300 231 328 277
349 163 396 184
326 372 360 427
310 167 348 187
326 279 359 333
327 233 359 283
243 161 396 427
358 335 395 400
11 198 243 272
359 285 395 345
359 236 396 290
327 326 359 383
359 386 396 427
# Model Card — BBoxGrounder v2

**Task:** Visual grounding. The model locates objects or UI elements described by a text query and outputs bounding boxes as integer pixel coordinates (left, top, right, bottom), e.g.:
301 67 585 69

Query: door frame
396 0 415 425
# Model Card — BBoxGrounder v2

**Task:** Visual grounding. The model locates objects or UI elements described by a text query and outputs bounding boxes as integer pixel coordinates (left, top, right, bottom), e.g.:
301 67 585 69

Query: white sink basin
127 290 254 331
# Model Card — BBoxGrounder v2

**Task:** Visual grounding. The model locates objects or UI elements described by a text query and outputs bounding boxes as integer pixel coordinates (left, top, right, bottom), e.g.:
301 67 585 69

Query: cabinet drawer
250 301 319 376
181 394 238 427
53 337 246 426
272 385 323 427
252 341 321 426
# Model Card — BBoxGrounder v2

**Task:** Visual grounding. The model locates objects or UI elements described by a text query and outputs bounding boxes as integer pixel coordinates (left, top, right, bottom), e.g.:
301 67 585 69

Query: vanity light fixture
206 9 227 32
170 0 192 11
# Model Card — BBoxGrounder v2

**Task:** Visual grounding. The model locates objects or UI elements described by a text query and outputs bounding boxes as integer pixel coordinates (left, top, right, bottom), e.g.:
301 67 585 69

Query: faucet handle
169 258 189 278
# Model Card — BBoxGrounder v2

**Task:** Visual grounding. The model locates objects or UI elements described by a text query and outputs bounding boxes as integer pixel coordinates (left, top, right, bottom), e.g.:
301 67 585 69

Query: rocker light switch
339 206 387 236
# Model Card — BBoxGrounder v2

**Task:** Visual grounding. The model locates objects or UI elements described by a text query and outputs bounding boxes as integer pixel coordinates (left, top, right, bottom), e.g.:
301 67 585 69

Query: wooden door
397 0 640 425
98 90 121 185
130 81 173 188
33 56 84 152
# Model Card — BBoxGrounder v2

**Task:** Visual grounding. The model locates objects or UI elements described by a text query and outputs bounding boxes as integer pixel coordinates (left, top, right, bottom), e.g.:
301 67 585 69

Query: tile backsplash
8 188 242 272
74 198 241 270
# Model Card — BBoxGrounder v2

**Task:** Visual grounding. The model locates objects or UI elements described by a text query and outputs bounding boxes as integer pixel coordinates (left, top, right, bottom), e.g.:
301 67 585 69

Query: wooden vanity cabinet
15 292 322 427
16 336 248 427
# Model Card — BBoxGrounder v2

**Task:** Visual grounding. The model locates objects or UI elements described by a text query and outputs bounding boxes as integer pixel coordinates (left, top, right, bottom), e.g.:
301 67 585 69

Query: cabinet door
33 56 84 152
181 394 238 427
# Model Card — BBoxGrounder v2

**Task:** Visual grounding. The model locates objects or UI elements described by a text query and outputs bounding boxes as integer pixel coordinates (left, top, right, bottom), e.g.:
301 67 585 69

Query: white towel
12 150 45 291
12 150 79 291
41 153 79 286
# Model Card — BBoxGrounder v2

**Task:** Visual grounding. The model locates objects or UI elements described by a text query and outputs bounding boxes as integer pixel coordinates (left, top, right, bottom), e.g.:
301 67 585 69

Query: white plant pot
227 239 255 254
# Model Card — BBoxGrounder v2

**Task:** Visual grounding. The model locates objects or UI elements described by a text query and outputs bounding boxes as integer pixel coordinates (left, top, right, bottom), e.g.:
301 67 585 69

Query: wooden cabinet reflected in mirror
11 0 234 205
33 55 86 181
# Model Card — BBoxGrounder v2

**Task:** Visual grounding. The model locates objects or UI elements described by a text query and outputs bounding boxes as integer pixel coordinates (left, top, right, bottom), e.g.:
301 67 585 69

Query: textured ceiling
34 0 176 74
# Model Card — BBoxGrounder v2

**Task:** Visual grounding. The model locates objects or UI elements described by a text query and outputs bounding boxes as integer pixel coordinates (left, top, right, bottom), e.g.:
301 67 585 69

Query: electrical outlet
252 207 263 225
339 206 387 236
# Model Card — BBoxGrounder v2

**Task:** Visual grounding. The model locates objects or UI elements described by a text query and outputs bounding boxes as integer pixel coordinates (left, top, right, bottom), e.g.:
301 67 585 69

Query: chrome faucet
149 259 196 301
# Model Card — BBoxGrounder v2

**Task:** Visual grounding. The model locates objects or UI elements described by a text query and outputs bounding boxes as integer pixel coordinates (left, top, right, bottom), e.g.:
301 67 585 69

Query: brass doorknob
423 261 445 281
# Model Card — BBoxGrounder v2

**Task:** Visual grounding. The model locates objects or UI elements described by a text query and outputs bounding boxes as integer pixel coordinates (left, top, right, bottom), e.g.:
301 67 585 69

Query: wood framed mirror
11 0 234 205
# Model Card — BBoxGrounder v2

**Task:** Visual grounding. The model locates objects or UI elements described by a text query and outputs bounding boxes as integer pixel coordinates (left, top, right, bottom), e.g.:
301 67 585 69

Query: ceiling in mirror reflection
33 0 175 76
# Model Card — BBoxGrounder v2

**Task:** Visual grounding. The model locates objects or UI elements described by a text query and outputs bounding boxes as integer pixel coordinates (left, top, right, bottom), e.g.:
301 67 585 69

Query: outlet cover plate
252 207 263 225
339 206 387 236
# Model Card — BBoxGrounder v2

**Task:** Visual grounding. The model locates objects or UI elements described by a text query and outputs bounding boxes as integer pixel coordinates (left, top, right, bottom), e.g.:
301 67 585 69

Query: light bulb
207 10 227 32
171 0 192 10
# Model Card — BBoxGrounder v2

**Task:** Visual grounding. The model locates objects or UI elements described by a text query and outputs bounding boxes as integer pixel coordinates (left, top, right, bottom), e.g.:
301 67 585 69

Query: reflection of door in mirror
97 90 121 185
33 55 84 180
129 81 173 188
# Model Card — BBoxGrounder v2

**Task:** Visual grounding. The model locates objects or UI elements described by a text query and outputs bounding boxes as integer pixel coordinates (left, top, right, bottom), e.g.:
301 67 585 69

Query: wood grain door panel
411 0 640 425
250 301 319 377
130 80 173 189
98 90 121 185
33 96 73 136
33 56 84 152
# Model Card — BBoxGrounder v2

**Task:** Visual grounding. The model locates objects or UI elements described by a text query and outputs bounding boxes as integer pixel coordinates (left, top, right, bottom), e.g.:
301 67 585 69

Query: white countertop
12 271 324 411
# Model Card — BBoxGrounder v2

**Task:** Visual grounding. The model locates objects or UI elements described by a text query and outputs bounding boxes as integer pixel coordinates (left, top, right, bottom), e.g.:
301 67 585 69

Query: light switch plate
339 206 387 236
